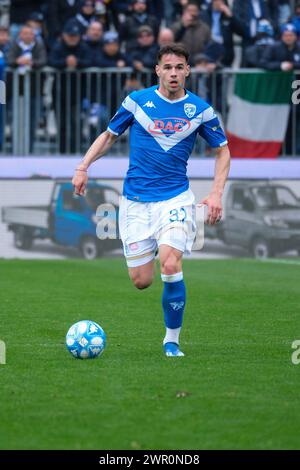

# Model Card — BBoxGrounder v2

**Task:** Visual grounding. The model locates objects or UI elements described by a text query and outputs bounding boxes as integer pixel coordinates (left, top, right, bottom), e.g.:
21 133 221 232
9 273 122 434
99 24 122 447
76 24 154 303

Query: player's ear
185 65 191 77
155 64 160 77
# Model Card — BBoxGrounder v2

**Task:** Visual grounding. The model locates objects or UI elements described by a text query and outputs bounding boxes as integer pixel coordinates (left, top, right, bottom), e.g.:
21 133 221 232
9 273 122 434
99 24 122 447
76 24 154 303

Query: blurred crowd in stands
0 0 299 72
0 0 300 154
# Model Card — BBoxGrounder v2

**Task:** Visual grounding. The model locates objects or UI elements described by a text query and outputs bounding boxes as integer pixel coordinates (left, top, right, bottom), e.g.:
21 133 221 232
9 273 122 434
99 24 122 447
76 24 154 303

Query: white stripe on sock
161 271 183 283
163 327 181 345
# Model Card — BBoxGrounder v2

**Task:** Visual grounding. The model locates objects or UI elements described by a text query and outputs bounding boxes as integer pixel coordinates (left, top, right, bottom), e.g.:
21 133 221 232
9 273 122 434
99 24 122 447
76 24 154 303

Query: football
66 320 106 359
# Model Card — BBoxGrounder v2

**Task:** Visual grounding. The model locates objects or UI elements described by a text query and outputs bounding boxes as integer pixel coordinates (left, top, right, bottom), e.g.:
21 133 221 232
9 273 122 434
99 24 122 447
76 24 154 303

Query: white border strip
0 157 300 179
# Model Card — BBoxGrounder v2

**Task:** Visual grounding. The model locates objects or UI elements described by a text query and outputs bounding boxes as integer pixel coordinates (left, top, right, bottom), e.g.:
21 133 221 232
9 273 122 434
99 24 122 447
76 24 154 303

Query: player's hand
72 168 88 196
198 191 223 225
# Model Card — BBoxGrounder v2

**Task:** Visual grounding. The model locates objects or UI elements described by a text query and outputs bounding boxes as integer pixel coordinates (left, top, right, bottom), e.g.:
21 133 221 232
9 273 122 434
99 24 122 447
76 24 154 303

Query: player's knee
133 277 153 290
161 257 179 275
130 271 153 290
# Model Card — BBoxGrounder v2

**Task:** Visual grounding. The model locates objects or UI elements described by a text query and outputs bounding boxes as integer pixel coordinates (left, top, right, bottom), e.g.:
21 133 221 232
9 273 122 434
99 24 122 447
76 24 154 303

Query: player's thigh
156 189 196 259
159 244 183 275
123 238 157 289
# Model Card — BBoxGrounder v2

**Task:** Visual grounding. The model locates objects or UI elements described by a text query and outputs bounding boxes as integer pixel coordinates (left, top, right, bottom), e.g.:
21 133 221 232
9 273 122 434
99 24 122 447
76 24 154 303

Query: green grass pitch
0 258 300 450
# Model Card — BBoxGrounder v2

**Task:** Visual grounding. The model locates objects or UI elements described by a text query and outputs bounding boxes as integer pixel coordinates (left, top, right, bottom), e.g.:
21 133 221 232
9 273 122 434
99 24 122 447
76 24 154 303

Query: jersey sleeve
107 93 136 136
198 106 228 148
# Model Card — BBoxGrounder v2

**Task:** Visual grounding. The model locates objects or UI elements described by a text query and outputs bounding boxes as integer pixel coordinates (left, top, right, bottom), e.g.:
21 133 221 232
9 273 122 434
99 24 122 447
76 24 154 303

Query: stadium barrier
0 67 299 156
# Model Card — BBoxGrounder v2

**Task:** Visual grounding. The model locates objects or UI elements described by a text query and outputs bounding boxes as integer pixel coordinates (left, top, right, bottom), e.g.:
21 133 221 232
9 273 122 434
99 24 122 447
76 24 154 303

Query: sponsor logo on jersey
148 117 190 136
143 101 156 108
184 103 196 118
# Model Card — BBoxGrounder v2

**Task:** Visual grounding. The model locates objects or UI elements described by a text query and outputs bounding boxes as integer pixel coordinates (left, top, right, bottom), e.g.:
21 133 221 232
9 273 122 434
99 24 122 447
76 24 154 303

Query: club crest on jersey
148 117 190 136
184 103 196 118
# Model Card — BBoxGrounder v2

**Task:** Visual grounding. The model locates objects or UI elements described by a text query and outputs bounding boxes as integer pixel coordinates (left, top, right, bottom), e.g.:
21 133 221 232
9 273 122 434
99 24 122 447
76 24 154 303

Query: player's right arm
72 92 136 195
72 130 117 196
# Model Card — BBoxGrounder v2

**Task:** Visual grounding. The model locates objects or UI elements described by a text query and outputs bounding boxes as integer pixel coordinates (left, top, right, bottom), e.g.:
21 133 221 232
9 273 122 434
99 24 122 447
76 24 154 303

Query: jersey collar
155 87 189 104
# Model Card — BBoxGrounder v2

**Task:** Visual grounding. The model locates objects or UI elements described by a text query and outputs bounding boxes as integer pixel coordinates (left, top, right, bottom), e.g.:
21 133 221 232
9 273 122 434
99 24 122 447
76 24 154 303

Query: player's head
156 43 190 95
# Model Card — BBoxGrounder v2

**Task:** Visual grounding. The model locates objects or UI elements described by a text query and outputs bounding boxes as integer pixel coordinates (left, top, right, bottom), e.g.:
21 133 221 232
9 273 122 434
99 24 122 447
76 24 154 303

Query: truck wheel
80 236 101 260
251 237 272 259
14 227 33 250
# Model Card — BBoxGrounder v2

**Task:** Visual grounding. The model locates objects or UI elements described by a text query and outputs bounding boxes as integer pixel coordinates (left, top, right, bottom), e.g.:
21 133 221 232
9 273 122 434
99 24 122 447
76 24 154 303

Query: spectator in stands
119 0 160 52
0 46 5 150
108 0 132 31
194 51 223 109
96 31 127 68
71 0 97 35
173 0 193 21
194 52 217 102
158 28 175 47
26 12 46 41
49 21 91 153
6 25 47 72
129 26 158 72
48 21 91 69
94 1 111 30
232 0 277 65
278 0 291 26
146 0 165 25
291 1 300 37
260 23 300 155
193 51 223 155
123 72 144 96
9 0 42 39
171 1 211 64
84 21 104 66
6 25 47 153
260 23 300 71
244 18 275 67
0 27 10 55
201 0 242 67
86 31 129 140
48 0 82 47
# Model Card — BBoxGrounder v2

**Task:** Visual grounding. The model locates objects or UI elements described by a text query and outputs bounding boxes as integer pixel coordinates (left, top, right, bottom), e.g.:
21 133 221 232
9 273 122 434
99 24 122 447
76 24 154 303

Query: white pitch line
259 259 300 266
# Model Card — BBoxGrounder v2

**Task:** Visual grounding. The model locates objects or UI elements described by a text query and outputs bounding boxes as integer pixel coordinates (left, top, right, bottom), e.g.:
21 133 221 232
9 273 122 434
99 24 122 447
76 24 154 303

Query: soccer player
72 43 230 357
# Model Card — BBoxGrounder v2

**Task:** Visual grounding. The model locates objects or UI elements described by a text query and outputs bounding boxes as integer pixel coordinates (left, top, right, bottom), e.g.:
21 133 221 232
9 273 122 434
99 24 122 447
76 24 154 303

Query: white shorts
119 188 196 267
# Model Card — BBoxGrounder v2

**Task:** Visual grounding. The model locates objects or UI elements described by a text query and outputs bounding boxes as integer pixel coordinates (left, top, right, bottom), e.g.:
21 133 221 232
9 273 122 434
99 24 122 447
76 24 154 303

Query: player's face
156 54 190 98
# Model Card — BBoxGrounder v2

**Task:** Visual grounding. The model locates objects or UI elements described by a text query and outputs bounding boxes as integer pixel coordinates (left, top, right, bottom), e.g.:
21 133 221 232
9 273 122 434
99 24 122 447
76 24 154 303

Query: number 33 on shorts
169 207 187 223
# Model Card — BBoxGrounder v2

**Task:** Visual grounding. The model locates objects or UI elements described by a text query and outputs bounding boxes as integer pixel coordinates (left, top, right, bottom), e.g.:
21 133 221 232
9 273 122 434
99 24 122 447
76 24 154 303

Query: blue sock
161 272 186 344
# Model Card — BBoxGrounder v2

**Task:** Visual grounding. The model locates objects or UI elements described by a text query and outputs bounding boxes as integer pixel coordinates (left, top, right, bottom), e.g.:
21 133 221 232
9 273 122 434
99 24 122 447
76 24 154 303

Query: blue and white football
66 320 106 359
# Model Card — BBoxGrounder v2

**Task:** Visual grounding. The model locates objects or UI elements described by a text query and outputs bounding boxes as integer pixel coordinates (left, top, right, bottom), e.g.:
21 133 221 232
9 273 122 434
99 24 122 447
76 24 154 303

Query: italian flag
226 72 293 158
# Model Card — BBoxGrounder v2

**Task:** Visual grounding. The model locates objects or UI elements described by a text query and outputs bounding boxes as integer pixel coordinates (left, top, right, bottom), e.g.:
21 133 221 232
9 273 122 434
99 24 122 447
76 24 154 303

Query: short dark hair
157 43 189 63
184 0 200 11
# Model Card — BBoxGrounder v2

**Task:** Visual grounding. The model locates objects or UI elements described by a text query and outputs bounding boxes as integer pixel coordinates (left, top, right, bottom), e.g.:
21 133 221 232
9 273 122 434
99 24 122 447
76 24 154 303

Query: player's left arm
200 144 231 225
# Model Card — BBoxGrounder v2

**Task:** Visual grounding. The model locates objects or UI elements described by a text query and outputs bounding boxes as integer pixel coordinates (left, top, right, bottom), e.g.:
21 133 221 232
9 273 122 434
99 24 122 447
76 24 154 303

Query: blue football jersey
107 85 228 202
